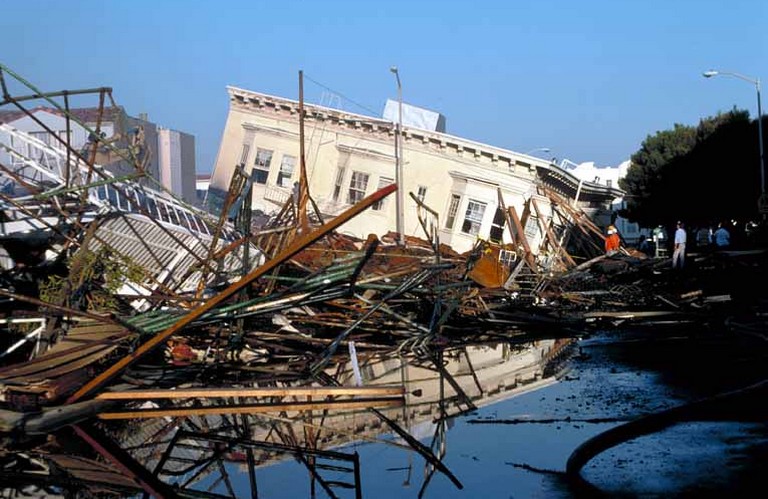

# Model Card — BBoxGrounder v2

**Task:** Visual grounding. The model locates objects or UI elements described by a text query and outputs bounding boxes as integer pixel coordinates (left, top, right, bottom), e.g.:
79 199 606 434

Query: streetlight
390 66 405 246
703 70 764 201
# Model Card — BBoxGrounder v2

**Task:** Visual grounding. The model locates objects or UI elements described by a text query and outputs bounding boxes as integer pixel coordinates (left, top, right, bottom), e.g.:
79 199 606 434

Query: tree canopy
620 109 764 228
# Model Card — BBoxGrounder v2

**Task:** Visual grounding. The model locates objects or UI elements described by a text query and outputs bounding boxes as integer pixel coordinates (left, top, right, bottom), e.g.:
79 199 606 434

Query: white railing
264 184 292 206
0 124 231 240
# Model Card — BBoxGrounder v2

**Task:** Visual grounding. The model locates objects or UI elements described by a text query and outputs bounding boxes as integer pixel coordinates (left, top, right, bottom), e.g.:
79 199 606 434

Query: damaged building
211 86 622 255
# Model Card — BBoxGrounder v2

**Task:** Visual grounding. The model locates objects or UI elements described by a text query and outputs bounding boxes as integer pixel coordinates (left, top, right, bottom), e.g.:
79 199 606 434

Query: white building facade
157 127 196 204
211 87 617 254
0 107 196 204
565 160 642 244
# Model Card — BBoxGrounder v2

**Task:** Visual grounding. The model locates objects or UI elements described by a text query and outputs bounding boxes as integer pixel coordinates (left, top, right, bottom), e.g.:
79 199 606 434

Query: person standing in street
714 221 731 248
672 221 687 269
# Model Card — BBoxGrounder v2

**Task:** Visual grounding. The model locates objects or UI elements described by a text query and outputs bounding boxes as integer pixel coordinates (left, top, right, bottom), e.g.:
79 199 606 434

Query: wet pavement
252 325 768 498
2 323 767 498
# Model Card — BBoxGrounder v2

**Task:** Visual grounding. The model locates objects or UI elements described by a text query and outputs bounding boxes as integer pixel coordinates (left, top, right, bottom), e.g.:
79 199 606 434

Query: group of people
695 222 732 249
605 220 734 271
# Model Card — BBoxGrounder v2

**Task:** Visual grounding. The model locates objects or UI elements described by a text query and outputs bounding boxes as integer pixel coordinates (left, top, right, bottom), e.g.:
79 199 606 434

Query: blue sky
1 0 765 172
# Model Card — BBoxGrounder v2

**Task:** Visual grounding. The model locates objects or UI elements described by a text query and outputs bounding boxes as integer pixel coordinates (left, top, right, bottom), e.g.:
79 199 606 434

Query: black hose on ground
565 378 768 491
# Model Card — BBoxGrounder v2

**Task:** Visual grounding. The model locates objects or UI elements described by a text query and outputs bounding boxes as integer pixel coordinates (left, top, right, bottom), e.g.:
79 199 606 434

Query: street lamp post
390 66 405 246
703 70 765 200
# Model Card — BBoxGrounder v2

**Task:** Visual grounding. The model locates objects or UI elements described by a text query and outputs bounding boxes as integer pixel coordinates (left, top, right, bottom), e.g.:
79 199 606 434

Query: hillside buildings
211 86 621 254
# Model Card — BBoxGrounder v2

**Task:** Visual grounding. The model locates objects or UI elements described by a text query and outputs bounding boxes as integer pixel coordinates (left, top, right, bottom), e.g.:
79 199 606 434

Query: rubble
0 64 766 497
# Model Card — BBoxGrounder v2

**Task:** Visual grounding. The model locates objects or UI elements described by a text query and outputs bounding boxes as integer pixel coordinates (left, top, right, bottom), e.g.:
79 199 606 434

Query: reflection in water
0 339 572 498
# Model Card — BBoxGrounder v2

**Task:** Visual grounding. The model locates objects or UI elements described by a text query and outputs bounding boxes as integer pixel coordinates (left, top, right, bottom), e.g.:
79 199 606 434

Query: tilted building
211 86 620 254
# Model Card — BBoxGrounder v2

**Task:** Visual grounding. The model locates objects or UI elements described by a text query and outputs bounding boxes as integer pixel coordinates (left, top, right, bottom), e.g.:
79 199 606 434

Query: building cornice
227 86 549 175
242 121 299 140
336 143 395 162
226 86 622 203
536 163 623 201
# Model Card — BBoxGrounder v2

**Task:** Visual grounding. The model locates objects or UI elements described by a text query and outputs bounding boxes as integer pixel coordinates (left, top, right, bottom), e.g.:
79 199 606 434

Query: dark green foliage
620 109 763 227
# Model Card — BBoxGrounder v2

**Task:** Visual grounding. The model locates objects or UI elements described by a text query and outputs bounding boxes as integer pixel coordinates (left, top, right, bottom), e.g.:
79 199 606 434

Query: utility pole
390 66 405 246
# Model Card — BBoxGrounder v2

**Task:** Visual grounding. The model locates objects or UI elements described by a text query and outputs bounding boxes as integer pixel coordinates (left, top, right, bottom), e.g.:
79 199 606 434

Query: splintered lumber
67 183 397 404
0 323 130 406
96 385 405 400
98 397 404 420
507 205 536 271
531 198 576 268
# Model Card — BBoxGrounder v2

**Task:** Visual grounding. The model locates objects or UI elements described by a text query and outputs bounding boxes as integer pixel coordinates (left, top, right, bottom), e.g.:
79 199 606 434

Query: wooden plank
0 343 114 380
98 397 404 420
583 311 679 318
96 385 405 400
13 346 117 384
67 183 397 404
496 188 517 246
531 198 576 267
507 205 536 271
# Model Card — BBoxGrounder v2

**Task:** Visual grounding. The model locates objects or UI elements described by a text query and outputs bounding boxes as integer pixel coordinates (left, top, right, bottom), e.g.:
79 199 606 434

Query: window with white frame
524 215 539 240
461 200 487 236
253 148 273 184
499 249 517 268
372 176 394 210
277 155 296 188
347 171 369 204
333 167 346 201
417 185 427 202
239 143 251 165
445 194 461 229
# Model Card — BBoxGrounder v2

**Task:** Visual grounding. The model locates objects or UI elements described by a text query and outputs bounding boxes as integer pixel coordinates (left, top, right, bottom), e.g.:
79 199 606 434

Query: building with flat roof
0 107 196 204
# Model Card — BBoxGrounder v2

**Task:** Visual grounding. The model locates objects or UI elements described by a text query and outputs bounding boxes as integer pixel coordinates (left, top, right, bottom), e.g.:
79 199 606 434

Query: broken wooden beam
96 385 405 400
66 183 397 404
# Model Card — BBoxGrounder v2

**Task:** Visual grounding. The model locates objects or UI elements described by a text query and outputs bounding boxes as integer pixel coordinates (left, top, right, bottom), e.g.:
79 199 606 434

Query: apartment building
211 86 618 254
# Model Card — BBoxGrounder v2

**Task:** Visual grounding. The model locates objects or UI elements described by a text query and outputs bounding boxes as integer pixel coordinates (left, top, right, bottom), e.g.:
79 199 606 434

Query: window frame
277 154 296 188
253 148 273 184
445 194 461 229
372 176 394 210
332 167 346 201
461 199 487 236
347 171 369 205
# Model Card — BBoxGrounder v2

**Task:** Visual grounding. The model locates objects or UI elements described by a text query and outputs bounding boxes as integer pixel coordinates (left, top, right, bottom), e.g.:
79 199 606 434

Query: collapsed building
211 85 622 256
0 65 649 498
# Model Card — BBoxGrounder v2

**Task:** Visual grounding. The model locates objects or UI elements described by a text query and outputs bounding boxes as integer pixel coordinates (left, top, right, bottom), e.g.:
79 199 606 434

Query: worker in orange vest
605 225 621 255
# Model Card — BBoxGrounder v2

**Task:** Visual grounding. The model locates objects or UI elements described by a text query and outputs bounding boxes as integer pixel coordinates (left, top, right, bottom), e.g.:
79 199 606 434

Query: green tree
620 109 761 227
620 123 697 226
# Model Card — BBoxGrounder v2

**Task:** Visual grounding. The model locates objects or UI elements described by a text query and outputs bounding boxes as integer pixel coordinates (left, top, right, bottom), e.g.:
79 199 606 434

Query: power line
302 73 382 117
